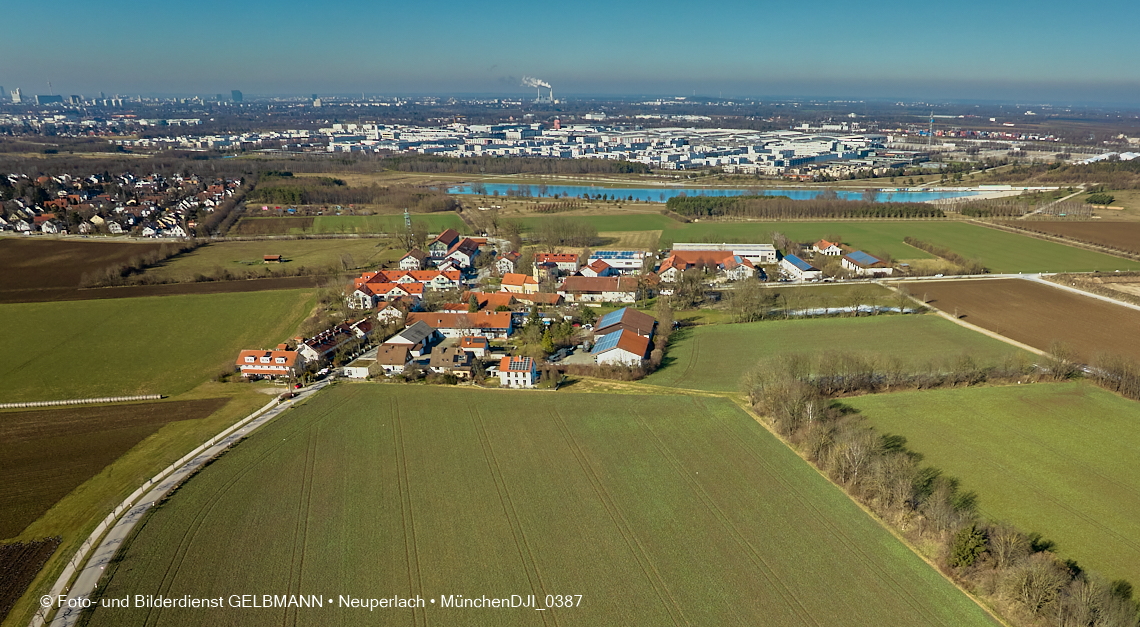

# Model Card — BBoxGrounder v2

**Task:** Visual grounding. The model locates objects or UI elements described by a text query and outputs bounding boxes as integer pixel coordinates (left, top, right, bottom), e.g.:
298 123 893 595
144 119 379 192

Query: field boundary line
879 284 1045 357
973 219 1140 262
699 397 945 625
726 396 1012 627
1027 274 1140 313
34 381 331 627
0 395 162 410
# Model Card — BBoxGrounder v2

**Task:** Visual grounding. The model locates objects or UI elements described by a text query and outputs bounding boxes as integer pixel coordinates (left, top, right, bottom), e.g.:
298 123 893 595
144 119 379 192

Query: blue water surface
445 183 977 204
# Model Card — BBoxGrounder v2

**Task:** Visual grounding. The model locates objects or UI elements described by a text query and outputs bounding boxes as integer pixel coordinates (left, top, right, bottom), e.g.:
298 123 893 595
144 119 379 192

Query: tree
949 524 988 568
541 328 554 354
467 294 479 313
411 220 429 250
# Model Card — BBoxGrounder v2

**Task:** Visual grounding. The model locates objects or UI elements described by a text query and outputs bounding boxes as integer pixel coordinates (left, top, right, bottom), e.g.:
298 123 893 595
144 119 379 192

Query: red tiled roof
501 273 538 287
407 311 513 330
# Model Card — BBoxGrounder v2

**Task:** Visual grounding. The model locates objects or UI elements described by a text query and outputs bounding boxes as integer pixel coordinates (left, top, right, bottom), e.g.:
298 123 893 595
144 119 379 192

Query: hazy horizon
3 0 1138 105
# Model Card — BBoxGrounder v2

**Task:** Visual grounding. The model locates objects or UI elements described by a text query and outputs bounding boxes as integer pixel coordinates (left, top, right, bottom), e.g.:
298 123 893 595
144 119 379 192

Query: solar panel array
508 356 532 371
846 250 881 266
591 330 624 354
590 250 642 260
595 307 628 331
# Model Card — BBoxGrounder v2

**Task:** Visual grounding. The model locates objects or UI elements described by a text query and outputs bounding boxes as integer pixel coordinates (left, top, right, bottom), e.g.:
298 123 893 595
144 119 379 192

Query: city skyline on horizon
2 0 1139 105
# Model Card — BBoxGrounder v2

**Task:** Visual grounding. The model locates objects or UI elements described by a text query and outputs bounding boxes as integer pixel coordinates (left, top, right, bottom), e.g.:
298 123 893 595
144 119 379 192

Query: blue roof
845 250 882 266
595 307 629 331
591 329 624 354
590 250 641 259
783 254 816 272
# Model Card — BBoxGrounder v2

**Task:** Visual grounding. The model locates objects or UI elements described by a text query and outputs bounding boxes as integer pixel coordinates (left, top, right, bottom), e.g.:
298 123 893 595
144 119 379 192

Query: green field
513 213 1140 272
142 239 399 281
0 290 315 403
644 315 1023 392
86 385 996 627
850 383 1140 586
312 214 469 235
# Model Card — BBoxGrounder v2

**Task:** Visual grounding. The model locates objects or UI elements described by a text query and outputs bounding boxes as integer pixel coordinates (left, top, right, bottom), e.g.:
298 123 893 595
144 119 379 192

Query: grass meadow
312 213 468 235
851 382 1140 586
644 315 1024 392
85 385 997 627
140 239 398 282
0 289 315 403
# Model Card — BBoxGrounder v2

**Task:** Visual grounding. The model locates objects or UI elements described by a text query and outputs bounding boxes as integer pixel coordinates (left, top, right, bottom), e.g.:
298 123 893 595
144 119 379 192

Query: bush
949 524 988 568
1086 192 1115 206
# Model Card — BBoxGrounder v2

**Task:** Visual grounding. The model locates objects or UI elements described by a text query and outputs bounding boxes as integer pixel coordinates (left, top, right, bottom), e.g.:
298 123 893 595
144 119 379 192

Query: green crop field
850 382 1140 586
312 214 468 235
141 239 399 282
86 385 996 627
644 315 1023 392
0 290 315 403
512 212 1140 272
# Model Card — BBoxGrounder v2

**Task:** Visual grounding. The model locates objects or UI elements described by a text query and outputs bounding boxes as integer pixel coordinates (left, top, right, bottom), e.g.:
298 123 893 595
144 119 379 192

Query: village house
376 303 406 325
842 251 894 277
558 276 641 303
579 259 615 278
235 344 306 378
373 344 412 374
657 251 754 282
813 239 844 256
406 311 514 339
429 346 473 378
399 249 429 270
428 228 461 259
444 238 480 268
533 252 579 273
459 336 490 359
500 272 539 294
498 355 538 388
496 251 520 275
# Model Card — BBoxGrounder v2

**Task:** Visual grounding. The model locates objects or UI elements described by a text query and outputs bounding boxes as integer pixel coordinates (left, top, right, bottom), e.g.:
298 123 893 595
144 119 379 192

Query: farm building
263 254 283 263
780 254 823 281
406 311 514 339
236 345 305 378
587 250 645 274
342 355 376 379
558 276 640 303
498 355 538 388
658 251 754 282
591 329 652 367
594 307 657 338
672 242 777 265
813 239 843 256
842 251 894 277
501 273 539 294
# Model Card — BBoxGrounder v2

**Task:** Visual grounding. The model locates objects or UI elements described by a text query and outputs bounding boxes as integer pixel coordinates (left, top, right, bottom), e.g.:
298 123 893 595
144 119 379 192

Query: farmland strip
283 428 318 627
391 395 426 627
629 405 821 627
468 407 553 627
549 407 687 626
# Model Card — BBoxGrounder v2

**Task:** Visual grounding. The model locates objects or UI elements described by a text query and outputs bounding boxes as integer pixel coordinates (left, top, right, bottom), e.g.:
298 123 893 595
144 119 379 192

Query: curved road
41 380 331 627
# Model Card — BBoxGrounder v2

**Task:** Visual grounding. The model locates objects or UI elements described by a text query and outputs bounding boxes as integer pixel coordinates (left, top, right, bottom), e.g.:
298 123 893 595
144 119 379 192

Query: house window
275 357 286 363
245 356 255 363
260 356 271 363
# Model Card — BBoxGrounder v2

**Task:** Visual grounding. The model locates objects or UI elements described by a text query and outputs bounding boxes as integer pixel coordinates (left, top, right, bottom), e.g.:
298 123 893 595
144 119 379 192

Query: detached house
501 273 539 294
813 239 843 256
385 320 442 357
558 276 641 303
496 252 520 275
533 252 579 273
579 259 615 278
399 249 428 270
498 355 538 388
445 238 480 268
428 228 461 259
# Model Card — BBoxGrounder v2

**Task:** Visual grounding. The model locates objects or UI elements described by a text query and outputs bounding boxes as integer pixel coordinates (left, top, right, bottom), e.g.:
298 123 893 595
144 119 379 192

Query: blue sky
2 0 1138 103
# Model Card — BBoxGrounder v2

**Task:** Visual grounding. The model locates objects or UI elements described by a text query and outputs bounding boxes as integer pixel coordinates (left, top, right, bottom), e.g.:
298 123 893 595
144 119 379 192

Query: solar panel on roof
846 251 881 265
595 307 628 330
591 330 623 354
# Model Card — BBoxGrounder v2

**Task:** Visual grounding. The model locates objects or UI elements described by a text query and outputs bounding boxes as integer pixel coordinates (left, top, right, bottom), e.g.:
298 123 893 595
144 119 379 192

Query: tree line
79 240 203 287
903 237 987 274
665 195 945 219
742 351 1140 627
249 178 460 214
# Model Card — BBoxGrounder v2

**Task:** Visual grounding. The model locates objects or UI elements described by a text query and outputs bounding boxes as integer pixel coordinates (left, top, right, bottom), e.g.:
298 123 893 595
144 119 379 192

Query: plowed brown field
0 398 228 539
998 221 1140 255
910 278 1140 362
0 238 164 292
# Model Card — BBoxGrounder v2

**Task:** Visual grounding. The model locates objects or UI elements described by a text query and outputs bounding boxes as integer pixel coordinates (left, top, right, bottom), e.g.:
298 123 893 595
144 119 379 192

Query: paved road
41 380 331 627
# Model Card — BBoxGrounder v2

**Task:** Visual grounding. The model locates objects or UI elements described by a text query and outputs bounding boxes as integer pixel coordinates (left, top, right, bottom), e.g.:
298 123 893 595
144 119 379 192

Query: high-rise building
231 90 243 103
11 88 21 104
0 86 5 100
